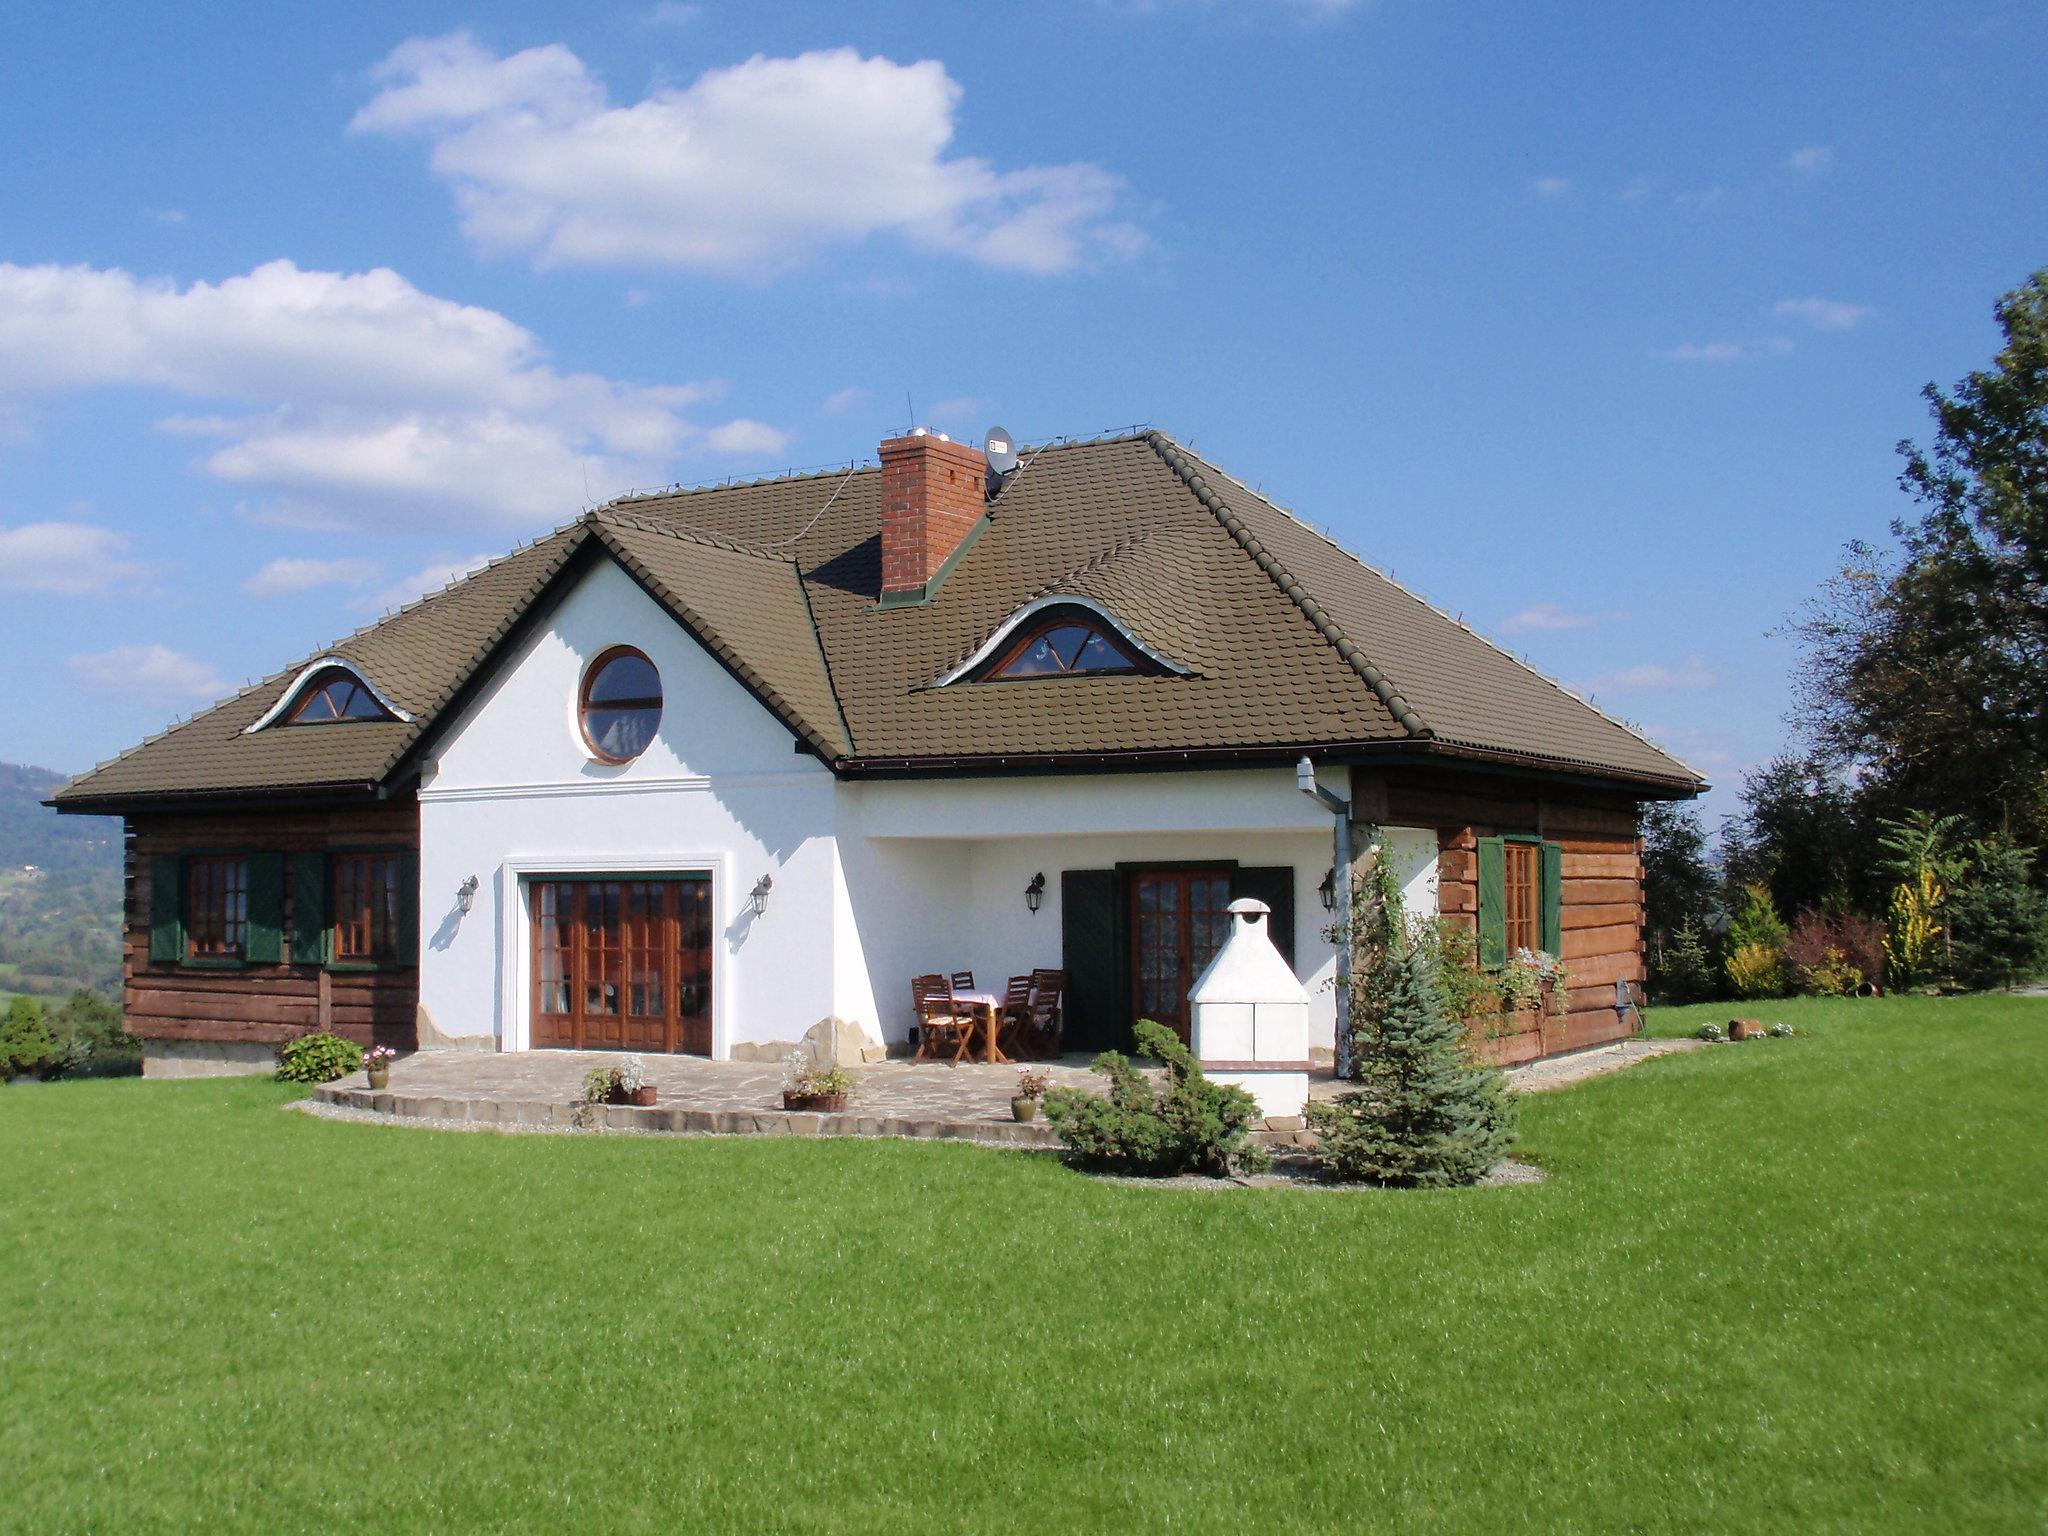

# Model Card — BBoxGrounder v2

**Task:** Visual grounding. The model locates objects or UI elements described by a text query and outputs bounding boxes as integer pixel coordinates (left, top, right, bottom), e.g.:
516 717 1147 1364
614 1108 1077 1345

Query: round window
580 647 662 763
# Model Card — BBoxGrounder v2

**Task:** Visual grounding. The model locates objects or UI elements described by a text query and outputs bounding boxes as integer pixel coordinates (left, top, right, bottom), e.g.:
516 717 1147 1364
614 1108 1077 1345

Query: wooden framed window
974 605 1154 682
580 646 663 763
1476 836 1564 967
186 856 249 960
284 667 397 725
1502 841 1540 955
331 852 402 963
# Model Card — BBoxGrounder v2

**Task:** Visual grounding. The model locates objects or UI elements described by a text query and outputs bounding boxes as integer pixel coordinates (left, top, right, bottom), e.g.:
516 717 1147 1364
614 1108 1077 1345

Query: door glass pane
584 882 621 1014
627 882 663 1016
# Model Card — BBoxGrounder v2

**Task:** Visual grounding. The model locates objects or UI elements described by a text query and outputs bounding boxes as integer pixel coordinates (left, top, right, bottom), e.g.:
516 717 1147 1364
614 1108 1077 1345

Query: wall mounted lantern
750 874 774 917
1318 867 1336 913
457 874 480 914
1024 871 1046 913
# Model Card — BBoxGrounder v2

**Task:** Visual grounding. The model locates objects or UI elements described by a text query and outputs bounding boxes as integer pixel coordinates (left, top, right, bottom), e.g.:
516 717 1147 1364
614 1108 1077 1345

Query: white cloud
1530 176 1571 197
1773 296 1872 331
69 643 228 702
1786 145 1834 173
153 208 187 225
927 396 984 422
0 258 766 524
350 34 1144 276
1574 658 1716 694
0 520 145 594
1501 602 1614 634
641 1 701 24
368 553 494 611
1656 337 1794 363
822 386 867 415
242 555 380 598
702 418 793 456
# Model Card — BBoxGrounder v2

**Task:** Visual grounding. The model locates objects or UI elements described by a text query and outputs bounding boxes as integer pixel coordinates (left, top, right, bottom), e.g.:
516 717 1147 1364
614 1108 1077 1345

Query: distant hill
0 764 122 999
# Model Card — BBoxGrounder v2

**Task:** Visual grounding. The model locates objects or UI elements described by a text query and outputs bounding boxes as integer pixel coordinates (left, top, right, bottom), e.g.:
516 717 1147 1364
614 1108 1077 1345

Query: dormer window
285 668 398 725
987 613 1145 679
244 657 412 734
936 599 1184 687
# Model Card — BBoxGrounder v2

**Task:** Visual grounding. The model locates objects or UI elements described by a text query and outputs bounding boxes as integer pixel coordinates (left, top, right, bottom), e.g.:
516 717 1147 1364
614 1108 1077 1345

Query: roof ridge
591 505 803 564
1144 430 1431 740
1179 448 1699 779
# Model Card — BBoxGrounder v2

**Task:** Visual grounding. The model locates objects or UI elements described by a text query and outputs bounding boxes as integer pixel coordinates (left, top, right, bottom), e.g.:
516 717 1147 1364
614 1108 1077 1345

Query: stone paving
310 1033 1697 1148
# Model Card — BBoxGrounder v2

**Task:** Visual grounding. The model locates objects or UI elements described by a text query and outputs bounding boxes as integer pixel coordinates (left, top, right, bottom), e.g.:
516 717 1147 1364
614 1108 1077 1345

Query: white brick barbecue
1188 897 1313 1119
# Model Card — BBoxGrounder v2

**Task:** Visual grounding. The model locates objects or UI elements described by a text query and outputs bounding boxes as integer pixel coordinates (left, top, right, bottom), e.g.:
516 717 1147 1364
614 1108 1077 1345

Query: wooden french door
1128 868 1234 1044
531 877 712 1053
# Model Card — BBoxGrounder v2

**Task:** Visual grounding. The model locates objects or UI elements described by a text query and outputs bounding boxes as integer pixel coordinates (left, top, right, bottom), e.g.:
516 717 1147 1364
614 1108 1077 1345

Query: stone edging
311 1081 1065 1147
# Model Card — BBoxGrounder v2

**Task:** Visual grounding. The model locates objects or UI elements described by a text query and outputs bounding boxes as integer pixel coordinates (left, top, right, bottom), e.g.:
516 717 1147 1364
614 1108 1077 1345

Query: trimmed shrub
1725 887 1790 998
1 997 56 1079
1041 1020 1269 1178
1308 942 1514 1187
275 1031 364 1084
1725 941 1789 999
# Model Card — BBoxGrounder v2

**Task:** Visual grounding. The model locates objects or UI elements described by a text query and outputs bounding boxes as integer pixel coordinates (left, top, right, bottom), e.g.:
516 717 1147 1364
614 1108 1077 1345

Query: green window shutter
1230 866 1297 969
245 852 285 964
1540 841 1564 957
395 850 420 966
1476 836 1507 968
1060 869 1125 1054
290 852 329 965
149 854 185 963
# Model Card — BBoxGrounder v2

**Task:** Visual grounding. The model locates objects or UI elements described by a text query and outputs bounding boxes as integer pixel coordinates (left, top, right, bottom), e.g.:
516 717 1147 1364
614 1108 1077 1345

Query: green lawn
3 997 2043 1534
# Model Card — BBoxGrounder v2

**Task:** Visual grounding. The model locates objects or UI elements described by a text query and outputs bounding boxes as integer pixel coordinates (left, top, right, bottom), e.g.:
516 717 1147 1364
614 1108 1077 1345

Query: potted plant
1012 1066 1050 1122
780 1052 852 1112
364 1044 395 1090
617 1054 656 1107
580 1066 614 1104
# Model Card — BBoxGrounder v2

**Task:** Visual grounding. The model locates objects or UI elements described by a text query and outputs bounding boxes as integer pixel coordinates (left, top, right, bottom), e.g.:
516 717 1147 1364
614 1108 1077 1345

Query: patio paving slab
307 1034 1694 1148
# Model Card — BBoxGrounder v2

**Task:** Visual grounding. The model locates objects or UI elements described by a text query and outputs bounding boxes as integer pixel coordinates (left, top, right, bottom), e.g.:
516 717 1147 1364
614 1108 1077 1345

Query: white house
53 428 1699 1075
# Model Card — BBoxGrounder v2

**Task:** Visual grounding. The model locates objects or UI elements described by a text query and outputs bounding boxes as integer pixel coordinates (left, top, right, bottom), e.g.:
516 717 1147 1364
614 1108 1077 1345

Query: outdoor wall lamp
1318 867 1336 912
457 874 479 914
1025 872 1046 913
750 874 774 917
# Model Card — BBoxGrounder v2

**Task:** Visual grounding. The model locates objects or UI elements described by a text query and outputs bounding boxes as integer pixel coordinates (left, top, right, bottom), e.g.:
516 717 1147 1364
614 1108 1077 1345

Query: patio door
1127 868 1234 1045
530 876 712 1053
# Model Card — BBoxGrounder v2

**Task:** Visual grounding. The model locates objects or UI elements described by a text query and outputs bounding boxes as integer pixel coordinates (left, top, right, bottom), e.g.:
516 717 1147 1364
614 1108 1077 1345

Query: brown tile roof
52 432 1701 809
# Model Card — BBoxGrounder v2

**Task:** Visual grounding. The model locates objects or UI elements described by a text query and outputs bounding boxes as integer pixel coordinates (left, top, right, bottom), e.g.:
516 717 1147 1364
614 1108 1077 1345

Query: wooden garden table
954 992 1010 1064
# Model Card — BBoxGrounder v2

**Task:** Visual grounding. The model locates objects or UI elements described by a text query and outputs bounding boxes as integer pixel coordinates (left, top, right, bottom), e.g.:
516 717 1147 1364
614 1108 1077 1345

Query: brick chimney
879 430 987 599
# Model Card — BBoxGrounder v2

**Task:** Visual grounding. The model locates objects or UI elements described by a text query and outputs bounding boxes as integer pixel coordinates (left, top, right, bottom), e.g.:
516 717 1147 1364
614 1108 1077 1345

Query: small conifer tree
1309 940 1514 1187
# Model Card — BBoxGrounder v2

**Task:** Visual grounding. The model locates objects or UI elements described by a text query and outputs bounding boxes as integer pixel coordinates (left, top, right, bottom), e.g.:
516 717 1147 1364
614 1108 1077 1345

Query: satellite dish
984 425 1019 477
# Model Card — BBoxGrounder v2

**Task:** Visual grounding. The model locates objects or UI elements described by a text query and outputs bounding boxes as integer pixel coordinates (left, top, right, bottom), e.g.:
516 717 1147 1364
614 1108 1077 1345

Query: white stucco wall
416 558 837 1054
410 555 1439 1058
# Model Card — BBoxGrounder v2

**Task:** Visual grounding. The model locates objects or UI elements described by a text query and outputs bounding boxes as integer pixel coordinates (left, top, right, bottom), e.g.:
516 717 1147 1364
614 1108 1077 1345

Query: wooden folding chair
1027 968 1066 1057
998 973 1035 1059
912 973 977 1065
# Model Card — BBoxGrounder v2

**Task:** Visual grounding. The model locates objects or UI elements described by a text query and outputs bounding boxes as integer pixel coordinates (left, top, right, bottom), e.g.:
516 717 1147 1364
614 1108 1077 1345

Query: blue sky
2 2 2041 827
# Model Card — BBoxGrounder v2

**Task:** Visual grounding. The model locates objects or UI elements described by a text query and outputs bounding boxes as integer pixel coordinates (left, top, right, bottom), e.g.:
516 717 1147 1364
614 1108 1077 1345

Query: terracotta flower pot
1011 1096 1039 1123
783 1091 847 1113
628 1084 657 1107
366 1065 389 1090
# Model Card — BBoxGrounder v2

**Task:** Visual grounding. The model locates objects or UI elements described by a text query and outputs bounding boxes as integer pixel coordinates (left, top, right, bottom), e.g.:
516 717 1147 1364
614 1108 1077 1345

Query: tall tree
1720 756 1869 917
1791 269 2048 848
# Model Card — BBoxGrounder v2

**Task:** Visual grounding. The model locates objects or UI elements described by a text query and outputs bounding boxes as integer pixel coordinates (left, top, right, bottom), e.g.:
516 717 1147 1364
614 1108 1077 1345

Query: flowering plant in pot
1012 1066 1051 1122
616 1055 656 1107
780 1052 852 1112
363 1045 396 1089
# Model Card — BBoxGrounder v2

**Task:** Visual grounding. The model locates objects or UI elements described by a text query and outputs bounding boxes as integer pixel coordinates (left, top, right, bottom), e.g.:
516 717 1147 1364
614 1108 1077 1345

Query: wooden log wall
1357 766 1647 1055
124 799 419 1050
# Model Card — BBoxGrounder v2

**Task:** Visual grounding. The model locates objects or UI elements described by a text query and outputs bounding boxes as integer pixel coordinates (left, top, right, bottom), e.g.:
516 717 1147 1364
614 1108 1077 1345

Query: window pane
999 633 1072 677
588 653 661 704
585 707 658 760
1076 632 1137 671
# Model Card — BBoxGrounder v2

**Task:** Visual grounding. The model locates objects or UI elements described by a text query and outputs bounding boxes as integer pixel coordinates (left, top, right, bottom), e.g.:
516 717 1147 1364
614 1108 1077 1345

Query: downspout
1296 756 1353 1080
